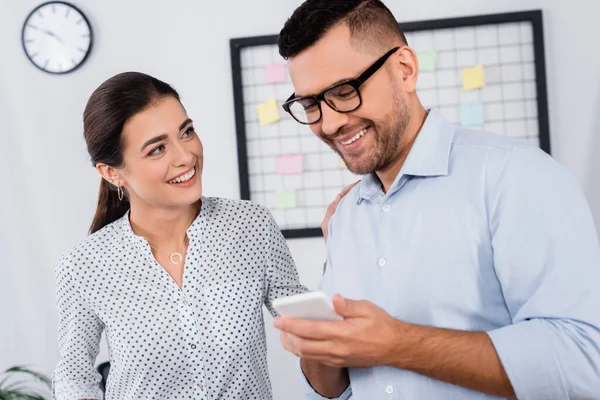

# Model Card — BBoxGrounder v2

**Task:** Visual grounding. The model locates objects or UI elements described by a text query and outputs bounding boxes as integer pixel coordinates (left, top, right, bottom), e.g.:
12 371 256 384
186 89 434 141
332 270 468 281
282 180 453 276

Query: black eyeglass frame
281 47 400 125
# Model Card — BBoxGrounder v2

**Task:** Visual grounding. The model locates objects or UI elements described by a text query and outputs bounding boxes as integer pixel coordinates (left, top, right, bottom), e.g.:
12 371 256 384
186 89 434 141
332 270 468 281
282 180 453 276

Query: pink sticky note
266 63 287 84
277 154 303 175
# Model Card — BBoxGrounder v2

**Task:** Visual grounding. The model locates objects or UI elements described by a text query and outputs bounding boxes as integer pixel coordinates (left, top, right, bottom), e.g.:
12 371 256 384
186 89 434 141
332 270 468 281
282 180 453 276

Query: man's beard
321 93 410 175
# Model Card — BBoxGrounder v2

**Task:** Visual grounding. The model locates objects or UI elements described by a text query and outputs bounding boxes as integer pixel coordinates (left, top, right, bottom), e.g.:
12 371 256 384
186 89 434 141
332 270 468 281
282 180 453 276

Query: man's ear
395 46 419 93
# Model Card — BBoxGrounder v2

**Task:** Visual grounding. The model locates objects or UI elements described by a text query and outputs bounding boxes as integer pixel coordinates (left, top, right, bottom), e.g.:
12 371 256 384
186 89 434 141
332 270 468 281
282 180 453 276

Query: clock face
21 1 93 74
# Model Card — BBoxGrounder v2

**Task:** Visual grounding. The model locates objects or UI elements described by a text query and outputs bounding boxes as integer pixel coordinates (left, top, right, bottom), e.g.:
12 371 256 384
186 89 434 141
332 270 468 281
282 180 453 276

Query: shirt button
190 344 197 349
386 385 394 394
382 204 391 212
378 258 387 267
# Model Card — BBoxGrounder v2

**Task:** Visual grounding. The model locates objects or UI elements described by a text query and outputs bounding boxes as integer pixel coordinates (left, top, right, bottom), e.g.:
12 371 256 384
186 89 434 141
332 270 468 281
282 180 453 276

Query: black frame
282 46 400 124
230 10 551 239
21 1 94 75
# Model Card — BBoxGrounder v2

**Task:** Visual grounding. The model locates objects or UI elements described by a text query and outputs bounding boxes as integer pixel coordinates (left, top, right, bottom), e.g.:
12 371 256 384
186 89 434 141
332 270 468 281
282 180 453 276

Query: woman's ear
96 163 123 187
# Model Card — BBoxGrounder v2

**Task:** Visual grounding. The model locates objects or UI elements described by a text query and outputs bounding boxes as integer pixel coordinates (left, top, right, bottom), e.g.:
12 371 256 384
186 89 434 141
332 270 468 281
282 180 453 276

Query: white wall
0 0 598 398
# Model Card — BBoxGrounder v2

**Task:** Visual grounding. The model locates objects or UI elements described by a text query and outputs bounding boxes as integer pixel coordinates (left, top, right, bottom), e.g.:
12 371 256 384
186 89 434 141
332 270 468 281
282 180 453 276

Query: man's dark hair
278 0 407 59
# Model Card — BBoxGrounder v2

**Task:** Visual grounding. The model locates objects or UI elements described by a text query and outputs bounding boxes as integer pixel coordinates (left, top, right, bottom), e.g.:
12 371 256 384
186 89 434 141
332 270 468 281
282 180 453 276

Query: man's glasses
282 47 400 125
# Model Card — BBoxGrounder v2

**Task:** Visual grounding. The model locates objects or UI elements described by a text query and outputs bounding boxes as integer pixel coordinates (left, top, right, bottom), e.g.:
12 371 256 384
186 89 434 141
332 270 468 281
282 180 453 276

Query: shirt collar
358 109 455 202
120 209 142 244
120 196 207 243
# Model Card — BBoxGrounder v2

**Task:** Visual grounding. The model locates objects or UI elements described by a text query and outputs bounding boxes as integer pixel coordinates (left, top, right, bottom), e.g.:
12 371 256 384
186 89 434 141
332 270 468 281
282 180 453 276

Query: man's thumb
332 294 366 318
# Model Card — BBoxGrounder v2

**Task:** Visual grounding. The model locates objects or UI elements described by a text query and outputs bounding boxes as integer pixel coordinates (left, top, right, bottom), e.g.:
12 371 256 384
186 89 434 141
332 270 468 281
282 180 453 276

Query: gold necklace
149 236 189 265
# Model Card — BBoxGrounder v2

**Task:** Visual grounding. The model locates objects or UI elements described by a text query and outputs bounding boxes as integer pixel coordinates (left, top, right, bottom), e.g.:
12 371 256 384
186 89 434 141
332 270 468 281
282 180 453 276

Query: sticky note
266 63 286 83
418 51 437 72
277 154 303 175
340 159 347 169
276 190 296 209
257 100 280 126
459 103 485 126
462 65 485 91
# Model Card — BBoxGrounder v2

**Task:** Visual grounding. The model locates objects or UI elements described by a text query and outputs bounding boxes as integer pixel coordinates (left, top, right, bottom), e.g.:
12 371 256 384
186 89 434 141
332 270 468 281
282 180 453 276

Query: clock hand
42 29 64 43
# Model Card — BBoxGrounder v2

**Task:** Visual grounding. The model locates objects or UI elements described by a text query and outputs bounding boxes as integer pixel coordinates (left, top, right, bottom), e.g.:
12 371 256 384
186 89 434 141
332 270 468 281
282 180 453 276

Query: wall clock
21 1 93 74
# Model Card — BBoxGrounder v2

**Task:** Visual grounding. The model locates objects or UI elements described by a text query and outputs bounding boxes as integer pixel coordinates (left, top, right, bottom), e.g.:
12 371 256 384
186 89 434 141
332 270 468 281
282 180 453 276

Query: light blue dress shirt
301 110 600 399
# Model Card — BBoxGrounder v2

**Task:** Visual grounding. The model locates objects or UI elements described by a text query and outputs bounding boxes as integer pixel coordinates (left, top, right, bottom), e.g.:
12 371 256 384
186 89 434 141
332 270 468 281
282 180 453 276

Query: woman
52 72 308 399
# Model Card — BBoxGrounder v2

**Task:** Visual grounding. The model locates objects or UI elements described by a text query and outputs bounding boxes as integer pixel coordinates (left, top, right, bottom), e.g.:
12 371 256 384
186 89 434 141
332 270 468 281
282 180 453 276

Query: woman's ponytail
89 179 130 234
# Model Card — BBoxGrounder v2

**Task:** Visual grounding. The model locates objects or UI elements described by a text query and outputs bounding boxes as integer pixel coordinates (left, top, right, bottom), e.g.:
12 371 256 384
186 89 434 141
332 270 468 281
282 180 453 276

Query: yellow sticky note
340 159 347 169
462 65 485 91
418 51 437 72
257 99 280 126
276 190 296 209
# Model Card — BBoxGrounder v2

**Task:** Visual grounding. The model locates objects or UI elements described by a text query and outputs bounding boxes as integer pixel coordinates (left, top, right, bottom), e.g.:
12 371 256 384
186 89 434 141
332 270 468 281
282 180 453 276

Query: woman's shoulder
56 216 125 273
200 196 280 232
202 196 273 220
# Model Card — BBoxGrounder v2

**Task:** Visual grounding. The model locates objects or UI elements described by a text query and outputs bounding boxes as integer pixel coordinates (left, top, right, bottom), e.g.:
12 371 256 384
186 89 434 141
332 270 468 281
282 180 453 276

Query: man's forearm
389 322 515 397
301 359 349 398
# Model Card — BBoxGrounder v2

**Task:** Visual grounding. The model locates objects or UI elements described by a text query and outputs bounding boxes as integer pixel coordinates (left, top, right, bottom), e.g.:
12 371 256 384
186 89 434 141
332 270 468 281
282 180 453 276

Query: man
273 1 600 399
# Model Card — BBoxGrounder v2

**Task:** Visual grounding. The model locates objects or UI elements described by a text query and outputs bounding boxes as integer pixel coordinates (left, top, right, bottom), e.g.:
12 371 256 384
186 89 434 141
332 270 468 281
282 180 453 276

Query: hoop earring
117 186 124 201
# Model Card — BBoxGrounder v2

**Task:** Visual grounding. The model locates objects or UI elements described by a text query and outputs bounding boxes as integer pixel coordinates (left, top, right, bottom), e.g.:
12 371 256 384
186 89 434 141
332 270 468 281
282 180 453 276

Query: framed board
230 10 551 239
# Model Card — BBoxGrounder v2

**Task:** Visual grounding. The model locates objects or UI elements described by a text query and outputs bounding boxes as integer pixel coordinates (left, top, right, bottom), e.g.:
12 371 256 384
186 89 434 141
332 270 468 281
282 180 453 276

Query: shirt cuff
487 319 568 400
297 359 352 400
52 381 104 400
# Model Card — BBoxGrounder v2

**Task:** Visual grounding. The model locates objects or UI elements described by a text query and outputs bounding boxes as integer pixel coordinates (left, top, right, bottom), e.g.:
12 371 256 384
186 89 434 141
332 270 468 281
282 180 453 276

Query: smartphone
273 291 343 321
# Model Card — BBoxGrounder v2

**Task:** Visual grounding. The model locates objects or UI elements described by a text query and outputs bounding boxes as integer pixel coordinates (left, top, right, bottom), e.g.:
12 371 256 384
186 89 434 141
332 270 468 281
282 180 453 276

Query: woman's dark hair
84 72 180 234
278 0 407 59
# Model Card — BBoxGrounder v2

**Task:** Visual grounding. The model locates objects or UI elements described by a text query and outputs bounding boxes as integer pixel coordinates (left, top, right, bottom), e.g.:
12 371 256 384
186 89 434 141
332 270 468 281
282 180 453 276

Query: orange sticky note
277 154 303 175
256 99 280 125
462 65 485 91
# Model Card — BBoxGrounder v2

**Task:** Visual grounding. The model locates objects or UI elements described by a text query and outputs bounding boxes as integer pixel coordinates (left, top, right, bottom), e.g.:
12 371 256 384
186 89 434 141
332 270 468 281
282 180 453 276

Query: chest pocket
204 278 264 348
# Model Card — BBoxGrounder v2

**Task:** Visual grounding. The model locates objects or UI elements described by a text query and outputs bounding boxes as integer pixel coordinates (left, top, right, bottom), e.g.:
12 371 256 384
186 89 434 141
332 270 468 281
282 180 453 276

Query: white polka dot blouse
52 197 308 399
